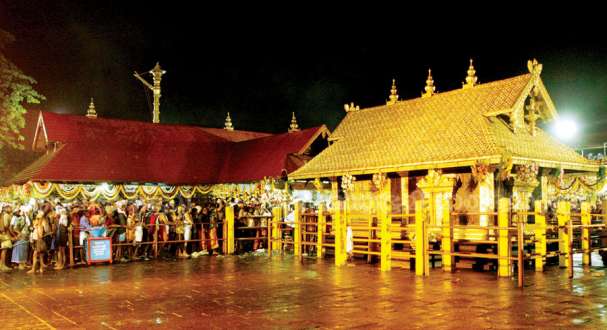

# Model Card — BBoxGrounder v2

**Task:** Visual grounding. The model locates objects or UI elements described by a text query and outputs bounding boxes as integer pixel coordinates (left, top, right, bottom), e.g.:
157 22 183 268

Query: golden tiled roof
291 73 596 179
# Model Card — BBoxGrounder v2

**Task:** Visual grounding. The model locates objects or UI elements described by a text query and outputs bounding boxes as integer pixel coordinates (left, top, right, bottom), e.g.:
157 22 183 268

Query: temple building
290 59 599 242
1 103 329 201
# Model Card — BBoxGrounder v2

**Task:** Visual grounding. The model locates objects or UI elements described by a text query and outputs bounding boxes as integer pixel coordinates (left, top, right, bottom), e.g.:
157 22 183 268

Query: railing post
517 219 524 288
581 201 591 266
415 200 428 276
226 205 235 255
498 198 511 277
68 225 75 267
558 201 571 268
334 200 345 266
568 215 574 279
534 200 546 272
294 201 302 257
380 200 392 271
441 197 453 272
153 222 159 258
272 207 281 253
317 203 325 259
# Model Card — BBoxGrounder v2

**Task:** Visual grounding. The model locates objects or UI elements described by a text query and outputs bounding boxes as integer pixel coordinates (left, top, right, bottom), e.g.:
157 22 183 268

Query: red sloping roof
218 127 327 183
13 138 228 184
200 127 272 142
40 112 229 145
11 112 328 185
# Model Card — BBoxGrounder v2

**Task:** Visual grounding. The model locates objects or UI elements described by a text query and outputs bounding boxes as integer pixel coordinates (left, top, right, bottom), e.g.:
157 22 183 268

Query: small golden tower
289 112 300 132
462 59 478 89
224 112 234 131
386 78 399 105
422 69 436 98
86 98 97 118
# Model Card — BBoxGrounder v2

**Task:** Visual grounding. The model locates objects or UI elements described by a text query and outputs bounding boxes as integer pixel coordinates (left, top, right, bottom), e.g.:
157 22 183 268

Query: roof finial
289 112 300 132
344 102 360 112
527 58 542 76
422 69 436 98
224 112 234 131
386 78 399 105
86 97 97 118
462 58 478 89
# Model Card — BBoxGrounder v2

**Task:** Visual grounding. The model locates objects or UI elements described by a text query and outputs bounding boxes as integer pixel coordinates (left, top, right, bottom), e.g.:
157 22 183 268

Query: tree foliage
0 29 45 150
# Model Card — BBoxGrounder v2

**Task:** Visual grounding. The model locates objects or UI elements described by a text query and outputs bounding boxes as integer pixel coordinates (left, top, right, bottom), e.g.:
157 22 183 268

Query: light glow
552 118 578 141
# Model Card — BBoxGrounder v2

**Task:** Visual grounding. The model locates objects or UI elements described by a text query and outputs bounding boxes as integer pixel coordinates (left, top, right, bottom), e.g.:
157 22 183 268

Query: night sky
1 3 606 146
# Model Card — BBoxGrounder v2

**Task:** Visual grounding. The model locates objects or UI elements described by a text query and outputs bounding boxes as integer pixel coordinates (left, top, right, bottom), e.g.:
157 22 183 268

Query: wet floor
1 254 607 329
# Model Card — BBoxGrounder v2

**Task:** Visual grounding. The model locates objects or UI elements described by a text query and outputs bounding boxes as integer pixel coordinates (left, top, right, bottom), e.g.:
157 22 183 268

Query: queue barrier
67 221 227 266
278 197 607 289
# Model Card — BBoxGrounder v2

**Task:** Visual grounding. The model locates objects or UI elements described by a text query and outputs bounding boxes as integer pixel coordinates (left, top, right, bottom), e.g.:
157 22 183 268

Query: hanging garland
19 182 219 201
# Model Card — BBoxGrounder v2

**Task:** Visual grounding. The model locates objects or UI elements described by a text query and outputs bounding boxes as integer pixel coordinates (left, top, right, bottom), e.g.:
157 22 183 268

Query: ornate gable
509 59 558 135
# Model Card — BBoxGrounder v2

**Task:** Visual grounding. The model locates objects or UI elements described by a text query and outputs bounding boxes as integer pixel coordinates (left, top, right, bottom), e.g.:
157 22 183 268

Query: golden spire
86 97 97 118
386 78 399 105
344 102 360 112
288 112 300 132
422 69 436 98
224 112 234 131
462 58 478 89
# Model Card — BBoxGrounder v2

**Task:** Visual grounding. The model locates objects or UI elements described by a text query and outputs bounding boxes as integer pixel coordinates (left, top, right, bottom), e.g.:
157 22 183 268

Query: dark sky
1 2 606 146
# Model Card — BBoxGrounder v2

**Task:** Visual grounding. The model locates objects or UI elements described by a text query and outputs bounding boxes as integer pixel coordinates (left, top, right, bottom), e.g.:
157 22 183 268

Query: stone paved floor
1 254 607 329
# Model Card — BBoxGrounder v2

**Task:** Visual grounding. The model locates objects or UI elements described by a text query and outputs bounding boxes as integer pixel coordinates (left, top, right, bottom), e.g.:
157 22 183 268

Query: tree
0 28 45 150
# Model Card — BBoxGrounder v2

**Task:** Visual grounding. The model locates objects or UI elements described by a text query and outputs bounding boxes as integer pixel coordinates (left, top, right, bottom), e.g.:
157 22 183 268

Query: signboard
87 237 113 265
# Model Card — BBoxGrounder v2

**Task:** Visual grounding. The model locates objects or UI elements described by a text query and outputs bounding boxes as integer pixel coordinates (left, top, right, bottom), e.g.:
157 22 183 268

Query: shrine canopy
290 60 598 180
9 110 329 186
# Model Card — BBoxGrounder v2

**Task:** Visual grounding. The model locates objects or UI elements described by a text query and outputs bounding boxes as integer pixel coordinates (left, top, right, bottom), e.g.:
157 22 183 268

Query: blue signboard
87 237 113 264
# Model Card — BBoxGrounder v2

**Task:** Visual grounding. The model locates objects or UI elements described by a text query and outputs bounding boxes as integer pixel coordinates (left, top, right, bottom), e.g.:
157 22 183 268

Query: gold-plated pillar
400 173 409 217
294 201 302 257
272 207 281 252
497 198 511 277
558 201 571 268
317 203 325 258
534 200 546 272
226 205 235 254
541 175 548 212
334 201 345 266
581 202 591 266
415 200 428 276
380 183 392 272
441 197 453 272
